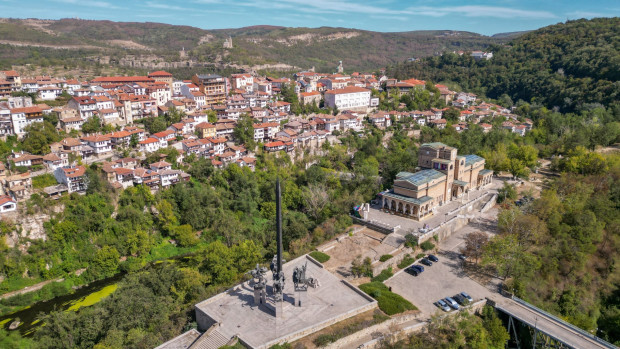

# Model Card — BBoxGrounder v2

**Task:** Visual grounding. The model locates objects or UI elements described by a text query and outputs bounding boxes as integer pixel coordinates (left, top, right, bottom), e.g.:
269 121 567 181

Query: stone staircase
189 325 232 349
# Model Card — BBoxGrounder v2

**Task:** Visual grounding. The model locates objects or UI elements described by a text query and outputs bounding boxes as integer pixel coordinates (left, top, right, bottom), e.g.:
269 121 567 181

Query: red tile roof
148 71 173 77
324 86 370 95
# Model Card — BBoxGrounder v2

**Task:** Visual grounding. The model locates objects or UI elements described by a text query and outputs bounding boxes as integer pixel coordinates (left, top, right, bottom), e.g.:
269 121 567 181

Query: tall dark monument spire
271 177 285 305
276 177 283 275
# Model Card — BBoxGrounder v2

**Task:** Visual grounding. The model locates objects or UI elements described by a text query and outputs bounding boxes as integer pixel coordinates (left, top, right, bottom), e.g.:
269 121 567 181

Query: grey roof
464 154 485 167
395 169 445 187
453 180 469 186
479 169 493 176
421 142 454 150
196 74 222 79
383 191 433 206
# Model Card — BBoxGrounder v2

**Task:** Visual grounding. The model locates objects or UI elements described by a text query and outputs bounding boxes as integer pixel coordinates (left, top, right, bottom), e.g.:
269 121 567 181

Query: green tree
90 246 120 279
233 113 255 148
82 115 102 134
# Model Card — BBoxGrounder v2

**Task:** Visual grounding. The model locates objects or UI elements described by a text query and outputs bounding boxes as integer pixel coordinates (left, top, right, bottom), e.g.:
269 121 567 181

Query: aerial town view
0 1 618 348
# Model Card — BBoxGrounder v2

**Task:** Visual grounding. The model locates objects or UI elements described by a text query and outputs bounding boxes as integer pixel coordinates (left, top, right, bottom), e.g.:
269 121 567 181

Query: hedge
379 254 393 262
309 251 330 263
359 282 417 315
371 267 393 282
420 240 435 251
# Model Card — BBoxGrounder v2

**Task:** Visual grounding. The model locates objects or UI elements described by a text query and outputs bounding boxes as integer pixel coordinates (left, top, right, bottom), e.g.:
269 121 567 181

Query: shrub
379 254 393 262
433 234 439 242
420 240 435 251
416 253 426 259
359 282 417 315
404 233 418 248
398 254 415 269
371 267 393 282
309 251 330 263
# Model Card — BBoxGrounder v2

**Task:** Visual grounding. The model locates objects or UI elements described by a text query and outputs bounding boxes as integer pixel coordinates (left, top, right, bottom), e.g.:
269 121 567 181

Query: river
0 255 194 337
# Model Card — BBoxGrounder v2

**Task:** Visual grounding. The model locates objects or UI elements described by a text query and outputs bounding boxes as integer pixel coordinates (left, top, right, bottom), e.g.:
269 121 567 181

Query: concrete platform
194 255 377 349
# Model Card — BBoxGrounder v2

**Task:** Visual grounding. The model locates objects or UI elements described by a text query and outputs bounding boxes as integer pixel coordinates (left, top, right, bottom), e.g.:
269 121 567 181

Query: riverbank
0 241 205 336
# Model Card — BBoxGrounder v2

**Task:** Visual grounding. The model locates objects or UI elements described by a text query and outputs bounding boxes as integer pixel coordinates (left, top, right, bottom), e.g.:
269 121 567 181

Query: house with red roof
54 165 87 193
0 195 17 214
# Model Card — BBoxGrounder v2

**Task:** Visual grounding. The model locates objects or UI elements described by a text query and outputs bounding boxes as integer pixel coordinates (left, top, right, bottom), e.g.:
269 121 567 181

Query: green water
0 254 194 337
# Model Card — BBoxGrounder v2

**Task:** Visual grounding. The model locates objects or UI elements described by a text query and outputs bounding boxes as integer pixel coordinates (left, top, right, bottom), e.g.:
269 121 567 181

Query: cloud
236 0 555 20
410 5 557 19
53 0 124 10
565 11 606 18
145 1 190 11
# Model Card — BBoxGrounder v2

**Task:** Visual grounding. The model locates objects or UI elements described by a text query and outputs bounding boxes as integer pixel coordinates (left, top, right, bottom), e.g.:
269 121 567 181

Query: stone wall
371 247 414 275
357 300 488 349
257 300 378 349
323 312 421 349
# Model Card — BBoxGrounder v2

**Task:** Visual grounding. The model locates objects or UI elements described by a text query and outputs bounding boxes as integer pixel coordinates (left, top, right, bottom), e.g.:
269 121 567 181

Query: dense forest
387 18 620 112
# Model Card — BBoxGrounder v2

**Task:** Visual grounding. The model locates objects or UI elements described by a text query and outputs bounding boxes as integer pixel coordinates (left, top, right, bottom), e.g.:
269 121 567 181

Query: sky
0 0 618 35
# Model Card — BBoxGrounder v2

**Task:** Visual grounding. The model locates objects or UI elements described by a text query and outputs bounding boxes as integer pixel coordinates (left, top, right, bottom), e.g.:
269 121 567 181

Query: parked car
460 292 473 302
420 258 433 266
453 294 467 305
444 297 460 310
428 254 439 262
436 299 451 312
412 264 424 272
404 266 419 276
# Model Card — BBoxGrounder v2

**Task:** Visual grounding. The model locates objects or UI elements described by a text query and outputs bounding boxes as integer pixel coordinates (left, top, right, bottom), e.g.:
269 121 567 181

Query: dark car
411 264 424 272
420 258 433 266
428 254 439 262
454 294 468 305
404 266 419 276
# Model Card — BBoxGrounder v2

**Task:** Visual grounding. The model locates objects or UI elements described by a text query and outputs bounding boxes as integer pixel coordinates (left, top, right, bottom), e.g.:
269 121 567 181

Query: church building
381 142 492 220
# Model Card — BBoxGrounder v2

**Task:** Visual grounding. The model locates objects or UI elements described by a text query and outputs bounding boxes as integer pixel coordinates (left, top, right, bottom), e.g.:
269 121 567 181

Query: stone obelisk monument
271 178 286 317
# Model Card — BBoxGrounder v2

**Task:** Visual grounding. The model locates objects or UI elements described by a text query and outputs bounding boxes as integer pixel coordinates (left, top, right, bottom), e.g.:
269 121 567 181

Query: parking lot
385 214 500 316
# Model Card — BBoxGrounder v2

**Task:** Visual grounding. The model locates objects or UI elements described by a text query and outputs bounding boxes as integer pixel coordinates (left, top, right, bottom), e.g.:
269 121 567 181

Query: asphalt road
385 212 500 316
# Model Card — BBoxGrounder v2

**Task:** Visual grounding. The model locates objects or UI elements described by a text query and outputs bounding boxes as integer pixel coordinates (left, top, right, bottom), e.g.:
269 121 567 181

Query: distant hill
0 18 517 74
387 18 620 112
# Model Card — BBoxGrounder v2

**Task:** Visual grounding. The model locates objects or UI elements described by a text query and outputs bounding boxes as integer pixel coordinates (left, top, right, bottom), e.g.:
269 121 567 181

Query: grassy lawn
309 251 330 263
32 173 57 189
359 281 417 315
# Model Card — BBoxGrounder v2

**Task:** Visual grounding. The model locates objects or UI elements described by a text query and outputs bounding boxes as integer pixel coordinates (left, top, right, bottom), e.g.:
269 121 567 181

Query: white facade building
324 86 371 111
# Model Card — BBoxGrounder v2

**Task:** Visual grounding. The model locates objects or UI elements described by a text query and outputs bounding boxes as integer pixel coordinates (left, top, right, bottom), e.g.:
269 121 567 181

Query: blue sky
0 0 618 35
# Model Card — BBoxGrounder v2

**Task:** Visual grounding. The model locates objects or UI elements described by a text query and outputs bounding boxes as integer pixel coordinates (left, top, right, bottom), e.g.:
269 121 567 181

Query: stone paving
366 178 502 236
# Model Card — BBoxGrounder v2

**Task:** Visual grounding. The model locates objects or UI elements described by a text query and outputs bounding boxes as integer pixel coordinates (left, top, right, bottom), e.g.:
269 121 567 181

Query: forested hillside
0 18 513 72
387 18 620 112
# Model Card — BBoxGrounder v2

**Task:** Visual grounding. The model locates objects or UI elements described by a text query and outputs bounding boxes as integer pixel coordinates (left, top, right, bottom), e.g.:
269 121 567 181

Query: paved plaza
367 179 501 236
194 255 376 348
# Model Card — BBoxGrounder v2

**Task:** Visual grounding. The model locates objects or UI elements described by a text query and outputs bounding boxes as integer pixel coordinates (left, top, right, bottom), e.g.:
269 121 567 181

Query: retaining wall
324 312 421 349
371 247 414 275
351 216 396 235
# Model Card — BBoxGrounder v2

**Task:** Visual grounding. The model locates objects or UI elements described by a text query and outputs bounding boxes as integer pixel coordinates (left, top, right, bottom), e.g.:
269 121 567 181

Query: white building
54 166 87 193
0 195 17 213
324 86 371 111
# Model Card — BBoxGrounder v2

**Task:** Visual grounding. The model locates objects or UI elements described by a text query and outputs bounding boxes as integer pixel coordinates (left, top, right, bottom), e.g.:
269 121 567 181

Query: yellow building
195 122 216 139
381 142 492 220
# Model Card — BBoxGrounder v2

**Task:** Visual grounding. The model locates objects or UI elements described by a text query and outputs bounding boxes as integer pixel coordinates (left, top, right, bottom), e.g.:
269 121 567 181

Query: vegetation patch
420 241 435 251
371 267 393 283
397 254 415 269
379 254 393 262
359 282 416 315
311 310 389 347
309 251 330 263
32 174 57 189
